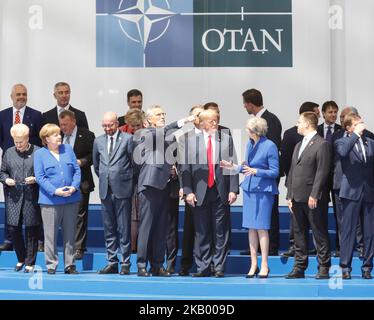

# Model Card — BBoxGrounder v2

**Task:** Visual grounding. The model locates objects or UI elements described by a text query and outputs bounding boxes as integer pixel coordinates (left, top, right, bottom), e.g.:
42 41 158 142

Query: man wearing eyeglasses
92 112 134 275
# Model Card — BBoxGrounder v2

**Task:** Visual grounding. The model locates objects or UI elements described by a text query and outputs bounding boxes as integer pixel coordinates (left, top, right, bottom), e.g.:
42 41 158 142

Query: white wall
1 0 369 205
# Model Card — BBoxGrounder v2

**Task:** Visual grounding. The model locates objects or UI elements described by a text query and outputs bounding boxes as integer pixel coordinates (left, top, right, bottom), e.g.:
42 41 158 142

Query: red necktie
14 111 21 124
207 135 214 188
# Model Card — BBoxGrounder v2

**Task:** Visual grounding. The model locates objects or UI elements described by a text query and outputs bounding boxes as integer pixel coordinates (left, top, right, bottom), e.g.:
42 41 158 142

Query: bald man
93 112 134 275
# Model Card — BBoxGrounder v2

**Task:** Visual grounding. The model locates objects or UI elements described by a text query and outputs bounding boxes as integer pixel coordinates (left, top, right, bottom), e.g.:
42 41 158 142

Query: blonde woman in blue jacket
221 117 279 278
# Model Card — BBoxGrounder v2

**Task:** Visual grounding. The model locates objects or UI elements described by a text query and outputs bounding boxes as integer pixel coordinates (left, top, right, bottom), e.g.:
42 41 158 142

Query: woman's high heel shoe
245 267 259 278
258 268 270 279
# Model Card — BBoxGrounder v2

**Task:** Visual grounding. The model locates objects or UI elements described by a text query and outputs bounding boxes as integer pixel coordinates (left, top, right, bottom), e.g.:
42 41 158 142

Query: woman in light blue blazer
34 124 81 274
221 117 279 278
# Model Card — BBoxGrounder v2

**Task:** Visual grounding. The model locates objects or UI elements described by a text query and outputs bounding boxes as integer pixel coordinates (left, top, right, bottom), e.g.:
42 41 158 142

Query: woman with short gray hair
0 124 41 273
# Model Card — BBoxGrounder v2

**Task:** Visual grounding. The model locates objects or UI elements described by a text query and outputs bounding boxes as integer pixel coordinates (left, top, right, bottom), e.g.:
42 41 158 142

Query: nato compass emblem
96 0 292 68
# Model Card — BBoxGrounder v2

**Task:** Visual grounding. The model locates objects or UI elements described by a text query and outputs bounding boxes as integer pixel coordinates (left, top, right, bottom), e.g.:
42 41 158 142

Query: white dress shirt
298 131 317 159
13 106 26 123
107 130 119 154
63 125 77 148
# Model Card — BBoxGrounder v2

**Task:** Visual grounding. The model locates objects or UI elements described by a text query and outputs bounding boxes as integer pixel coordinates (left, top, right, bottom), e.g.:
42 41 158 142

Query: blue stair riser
0 206 339 230
0 226 338 251
0 252 362 275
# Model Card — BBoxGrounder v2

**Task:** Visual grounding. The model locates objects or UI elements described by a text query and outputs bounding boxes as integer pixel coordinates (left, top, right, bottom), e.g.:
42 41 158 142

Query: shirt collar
57 104 70 113
255 107 266 118
107 130 119 141
13 106 26 115
304 130 317 141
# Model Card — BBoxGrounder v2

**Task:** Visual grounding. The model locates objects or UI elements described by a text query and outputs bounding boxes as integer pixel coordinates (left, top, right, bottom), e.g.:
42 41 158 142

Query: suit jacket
280 126 303 180
62 127 95 193
335 134 374 201
93 131 133 200
240 137 279 194
317 123 342 140
0 106 42 151
34 144 81 205
134 122 179 193
332 128 374 191
181 130 239 207
286 133 331 202
42 105 89 129
261 109 282 150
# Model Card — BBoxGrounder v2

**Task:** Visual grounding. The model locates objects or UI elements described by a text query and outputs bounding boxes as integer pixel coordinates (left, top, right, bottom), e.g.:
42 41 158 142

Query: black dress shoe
0 243 13 251
120 265 130 275
362 271 372 279
179 269 190 276
239 249 250 255
15 263 25 272
315 270 330 279
137 268 150 277
98 264 118 274
38 243 44 252
214 271 224 278
281 248 295 258
192 271 211 277
285 269 305 279
64 265 79 274
245 267 259 278
47 269 56 275
74 249 84 260
342 271 351 279
152 267 171 277
258 268 270 279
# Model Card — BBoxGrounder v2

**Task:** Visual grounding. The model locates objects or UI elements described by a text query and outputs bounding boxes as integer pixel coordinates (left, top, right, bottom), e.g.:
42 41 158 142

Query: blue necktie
326 126 332 143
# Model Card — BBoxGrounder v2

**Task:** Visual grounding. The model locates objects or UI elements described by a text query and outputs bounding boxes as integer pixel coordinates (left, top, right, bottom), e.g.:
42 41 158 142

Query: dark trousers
137 187 169 270
180 203 195 272
269 194 280 253
292 201 331 271
340 195 374 272
9 214 39 266
193 186 230 274
75 191 90 251
334 190 364 252
101 187 132 267
165 197 179 270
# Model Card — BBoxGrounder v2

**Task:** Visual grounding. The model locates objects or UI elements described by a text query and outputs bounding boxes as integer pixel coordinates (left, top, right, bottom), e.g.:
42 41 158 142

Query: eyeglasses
102 123 116 128
154 112 166 117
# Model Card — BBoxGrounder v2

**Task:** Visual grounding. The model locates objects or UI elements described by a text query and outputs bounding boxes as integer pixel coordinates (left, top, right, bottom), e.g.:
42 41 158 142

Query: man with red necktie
181 109 239 277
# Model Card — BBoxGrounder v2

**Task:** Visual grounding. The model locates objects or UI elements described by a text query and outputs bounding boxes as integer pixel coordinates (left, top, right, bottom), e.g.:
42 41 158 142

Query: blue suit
0 106 42 151
34 144 81 205
335 133 374 273
240 137 279 230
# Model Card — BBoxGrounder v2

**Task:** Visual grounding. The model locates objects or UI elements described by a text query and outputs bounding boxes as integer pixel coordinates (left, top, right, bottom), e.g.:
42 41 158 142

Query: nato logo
96 0 292 67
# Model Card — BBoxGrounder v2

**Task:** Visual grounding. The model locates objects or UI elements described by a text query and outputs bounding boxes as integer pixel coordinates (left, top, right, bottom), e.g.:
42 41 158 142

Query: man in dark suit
133 106 193 277
0 84 43 251
285 112 331 279
280 102 320 257
59 110 95 260
93 112 134 275
335 113 374 279
317 101 342 256
42 82 89 129
118 89 143 127
242 88 281 255
332 107 373 259
181 109 239 277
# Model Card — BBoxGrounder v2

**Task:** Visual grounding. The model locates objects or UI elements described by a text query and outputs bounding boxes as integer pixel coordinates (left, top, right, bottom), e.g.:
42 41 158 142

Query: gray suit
287 133 331 272
93 131 133 267
133 122 179 270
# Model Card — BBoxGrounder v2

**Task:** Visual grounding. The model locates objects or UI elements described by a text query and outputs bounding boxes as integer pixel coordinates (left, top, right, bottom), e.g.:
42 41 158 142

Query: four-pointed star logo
114 0 176 49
